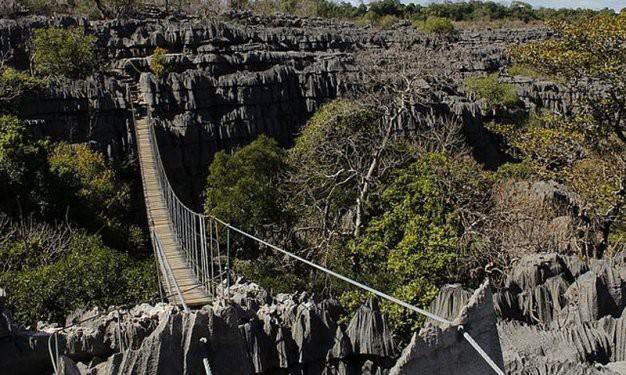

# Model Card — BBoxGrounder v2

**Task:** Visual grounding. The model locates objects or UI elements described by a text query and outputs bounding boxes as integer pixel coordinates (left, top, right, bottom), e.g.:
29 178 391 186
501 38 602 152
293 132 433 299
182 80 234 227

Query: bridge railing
147 115 229 297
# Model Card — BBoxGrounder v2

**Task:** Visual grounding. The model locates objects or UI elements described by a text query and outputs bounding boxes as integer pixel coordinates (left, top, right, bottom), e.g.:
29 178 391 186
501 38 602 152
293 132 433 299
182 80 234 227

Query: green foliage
487 114 587 171
48 143 137 250
0 115 51 215
149 47 169 78
0 231 157 326
377 14 400 29
0 219 69 273
33 27 97 79
507 64 545 79
566 155 625 215
287 100 382 244
491 111 626 256
494 159 538 181
322 0 610 24
345 153 492 339
368 0 403 17
316 0 365 19
204 135 287 237
465 73 519 108
233 256 308 293
18 0 55 14
0 116 143 254
419 16 456 35
511 13 626 144
0 67 45 113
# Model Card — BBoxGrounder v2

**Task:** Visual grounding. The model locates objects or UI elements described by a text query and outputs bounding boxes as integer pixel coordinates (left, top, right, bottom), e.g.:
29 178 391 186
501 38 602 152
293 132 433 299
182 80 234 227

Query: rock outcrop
0 281 403 375
495 252 626 374
391 280 504 375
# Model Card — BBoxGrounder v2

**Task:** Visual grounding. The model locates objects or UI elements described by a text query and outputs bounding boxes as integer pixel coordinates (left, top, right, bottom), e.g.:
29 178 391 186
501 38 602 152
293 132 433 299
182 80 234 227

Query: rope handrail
139 104 504 375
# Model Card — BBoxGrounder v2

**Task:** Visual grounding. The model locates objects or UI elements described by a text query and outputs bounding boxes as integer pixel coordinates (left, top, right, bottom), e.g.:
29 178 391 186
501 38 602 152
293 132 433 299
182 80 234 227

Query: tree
32 27 97 79
288 100 409 256
509 14 626 257
48 143 134 250
204 135 287 238
345 153 492 339
0 115 51 215
511 14 626 144
0 66 45 113
0 229 157 326
489 113 626 258
368 0 403 17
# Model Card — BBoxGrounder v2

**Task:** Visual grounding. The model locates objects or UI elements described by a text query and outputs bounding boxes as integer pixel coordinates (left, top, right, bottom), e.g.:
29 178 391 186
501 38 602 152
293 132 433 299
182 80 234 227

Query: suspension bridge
129 86 505 375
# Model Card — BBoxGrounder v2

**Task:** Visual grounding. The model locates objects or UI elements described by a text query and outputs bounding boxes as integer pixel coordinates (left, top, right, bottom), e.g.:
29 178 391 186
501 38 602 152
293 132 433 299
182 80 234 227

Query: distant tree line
2 0 620 25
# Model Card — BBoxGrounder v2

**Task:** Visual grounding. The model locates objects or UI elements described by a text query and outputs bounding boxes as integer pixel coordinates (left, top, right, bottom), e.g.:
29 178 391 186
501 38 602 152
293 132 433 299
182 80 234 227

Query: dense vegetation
0 114 157 326
33 27 97 79
0 27 157 327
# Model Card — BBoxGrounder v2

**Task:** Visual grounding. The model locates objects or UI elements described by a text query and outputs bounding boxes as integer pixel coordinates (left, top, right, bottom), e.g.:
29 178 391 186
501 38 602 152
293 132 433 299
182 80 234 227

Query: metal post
199 216 206 290
226 226 231 298
214 220 223 289
210 218 215 295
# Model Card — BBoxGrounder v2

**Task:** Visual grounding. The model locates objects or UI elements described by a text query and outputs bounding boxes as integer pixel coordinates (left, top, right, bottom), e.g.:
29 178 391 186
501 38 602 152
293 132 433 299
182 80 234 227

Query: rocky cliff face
496 252 626 374
0 14 561 204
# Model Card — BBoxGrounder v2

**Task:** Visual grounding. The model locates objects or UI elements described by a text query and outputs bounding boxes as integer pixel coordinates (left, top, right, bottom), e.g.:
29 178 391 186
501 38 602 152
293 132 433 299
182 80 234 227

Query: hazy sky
399 0 626 11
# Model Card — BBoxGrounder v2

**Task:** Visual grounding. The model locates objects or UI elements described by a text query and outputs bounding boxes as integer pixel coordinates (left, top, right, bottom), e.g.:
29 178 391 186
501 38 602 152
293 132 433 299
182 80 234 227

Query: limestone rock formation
495 252 626 374
1 292 58 375
391 280 504 375
0 281 404 375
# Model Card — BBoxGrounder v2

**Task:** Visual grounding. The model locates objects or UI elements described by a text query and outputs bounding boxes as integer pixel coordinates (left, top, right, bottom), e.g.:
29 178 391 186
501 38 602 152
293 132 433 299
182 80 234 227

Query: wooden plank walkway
135 116 212 308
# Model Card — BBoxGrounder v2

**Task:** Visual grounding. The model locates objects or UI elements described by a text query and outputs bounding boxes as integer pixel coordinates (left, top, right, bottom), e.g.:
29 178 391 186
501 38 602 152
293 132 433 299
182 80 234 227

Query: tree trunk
353 113 398 238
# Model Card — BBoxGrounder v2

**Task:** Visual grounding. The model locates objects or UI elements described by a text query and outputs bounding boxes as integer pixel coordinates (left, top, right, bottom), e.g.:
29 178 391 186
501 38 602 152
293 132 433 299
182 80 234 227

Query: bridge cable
132 87 504 375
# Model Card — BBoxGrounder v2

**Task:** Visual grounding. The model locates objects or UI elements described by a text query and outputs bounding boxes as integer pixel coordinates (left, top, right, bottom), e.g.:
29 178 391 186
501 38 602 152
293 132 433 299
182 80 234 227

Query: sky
399 0 626 11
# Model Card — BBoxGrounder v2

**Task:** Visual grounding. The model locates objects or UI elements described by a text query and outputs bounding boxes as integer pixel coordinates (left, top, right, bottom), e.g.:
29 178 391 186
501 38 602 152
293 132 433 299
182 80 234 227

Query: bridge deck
135 117 211 308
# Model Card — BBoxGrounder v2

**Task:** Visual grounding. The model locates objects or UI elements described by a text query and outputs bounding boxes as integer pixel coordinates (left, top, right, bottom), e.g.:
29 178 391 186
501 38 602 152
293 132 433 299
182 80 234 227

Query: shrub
487 115 586 171
464 73 519 108
508 64 545 79
378 14 400 29
204 135 287 238
149 47 169 78
18 0 54 15
48 143 134 249
510 14 626 144
32 27 97 79
0 67 45 113
0 231 157 326
0 218 71 272
420 16 456 35
0 115 51 215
